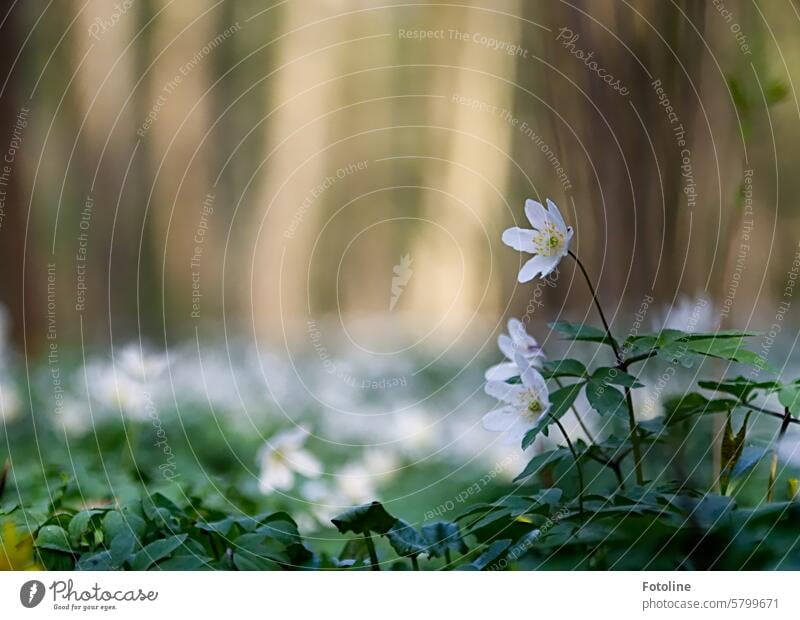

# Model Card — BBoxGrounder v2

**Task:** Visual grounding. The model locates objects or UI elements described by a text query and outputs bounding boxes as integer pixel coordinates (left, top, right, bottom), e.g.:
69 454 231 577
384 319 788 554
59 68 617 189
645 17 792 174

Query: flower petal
482 406 520 432
485 361 518 381
291 449 323 477
537 254 562 279
503 418 536 446
546 198 568 233
524 199 548 230
485 380 526 405
502 227 537 253
518 254 558 283
259 461 294 492
497 333 515 360
508 318 542 357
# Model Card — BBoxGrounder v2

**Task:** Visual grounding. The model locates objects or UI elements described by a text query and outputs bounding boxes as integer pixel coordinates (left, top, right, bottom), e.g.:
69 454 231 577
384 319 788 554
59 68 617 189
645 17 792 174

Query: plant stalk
568 250 644 484
411 556 420 571
552 415 585 518
767 407 793 502
363 532 380 571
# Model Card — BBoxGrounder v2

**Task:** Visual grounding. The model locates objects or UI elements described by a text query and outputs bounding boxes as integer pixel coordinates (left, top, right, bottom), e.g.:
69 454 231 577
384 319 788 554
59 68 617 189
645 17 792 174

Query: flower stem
552 415 584 518
411 556 420 571
568 251 644 485
767 407 793 502
444 549 452 568
363 532 380 571
553 376 596 444
568 250 620 361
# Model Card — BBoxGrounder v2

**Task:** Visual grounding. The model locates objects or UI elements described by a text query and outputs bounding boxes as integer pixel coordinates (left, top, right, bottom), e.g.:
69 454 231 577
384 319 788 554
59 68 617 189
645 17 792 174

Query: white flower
116 345 169 383
85 362 150 421
502 198 573 283
301 462 379 524
482 355 550 446
258 427 322 493
0 382 20 422
485 318 544 381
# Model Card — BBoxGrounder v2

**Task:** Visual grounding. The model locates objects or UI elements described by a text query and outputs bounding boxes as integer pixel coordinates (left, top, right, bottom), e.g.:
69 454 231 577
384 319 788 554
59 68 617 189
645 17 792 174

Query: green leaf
76 550 113 571
549 321 612 345
778 383 800 416
699 377 779 402
585 379 626 417
35 525 72 553
459 539 512 571
514 448 572 482
591 367 642 388
385 519 427 558
663 392 736 424
156 554 213 570
720 413 749 495
109 530 137 566
540 358 588 379
130 534 188 570
68 509 104 546
685 337 765 368
420 522 468 558
331 501 398 535
521 382 585 449
233 553 280 571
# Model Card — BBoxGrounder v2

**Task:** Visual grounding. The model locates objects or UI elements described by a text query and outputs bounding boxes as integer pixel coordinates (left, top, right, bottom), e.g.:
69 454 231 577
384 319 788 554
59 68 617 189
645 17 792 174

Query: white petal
508 318 542 357
504 418 537 446
502 227 537 253
485 361 518 381
271 426 310 450
485 380 526 405
497 333 515 360
524 199 548 230
290 449 323 477
537 254 562 279
518 255 558 283
482 406 521 432
259 461 294 492
517 356 548 397
546 198 568 233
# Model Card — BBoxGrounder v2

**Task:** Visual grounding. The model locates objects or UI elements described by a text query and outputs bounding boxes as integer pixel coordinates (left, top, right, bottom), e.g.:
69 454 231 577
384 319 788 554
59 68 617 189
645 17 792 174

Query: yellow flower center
524 394 544 421
533 223 566 257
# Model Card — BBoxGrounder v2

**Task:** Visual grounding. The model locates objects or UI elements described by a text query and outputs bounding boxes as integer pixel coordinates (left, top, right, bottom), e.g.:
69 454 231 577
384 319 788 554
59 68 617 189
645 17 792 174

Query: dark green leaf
514 448 572 482
76 550 113 571
699 377 779 402
585 379 626 417
420 522 468 558
130 534 188 570
331 501 398 535
385 519 427 558
720 413 749 495
35 525 72 553
540 358 587 379
591 367 642 388
663 392 736 424
549 321 612 345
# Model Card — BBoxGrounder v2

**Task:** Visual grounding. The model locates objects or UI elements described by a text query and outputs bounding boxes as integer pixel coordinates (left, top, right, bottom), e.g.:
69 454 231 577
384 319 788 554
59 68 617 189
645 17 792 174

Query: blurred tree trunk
0 1 39 352
407 2 521 336
249 1 339 340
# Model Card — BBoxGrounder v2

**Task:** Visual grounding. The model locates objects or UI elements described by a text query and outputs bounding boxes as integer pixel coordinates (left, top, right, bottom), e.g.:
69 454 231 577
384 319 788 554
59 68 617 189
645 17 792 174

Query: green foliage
521 382 585 449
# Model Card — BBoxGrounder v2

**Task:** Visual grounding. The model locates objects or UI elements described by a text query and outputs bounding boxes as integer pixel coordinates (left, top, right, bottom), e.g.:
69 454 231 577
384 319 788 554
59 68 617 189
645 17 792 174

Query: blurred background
1 0 800 525
1 0 798 352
